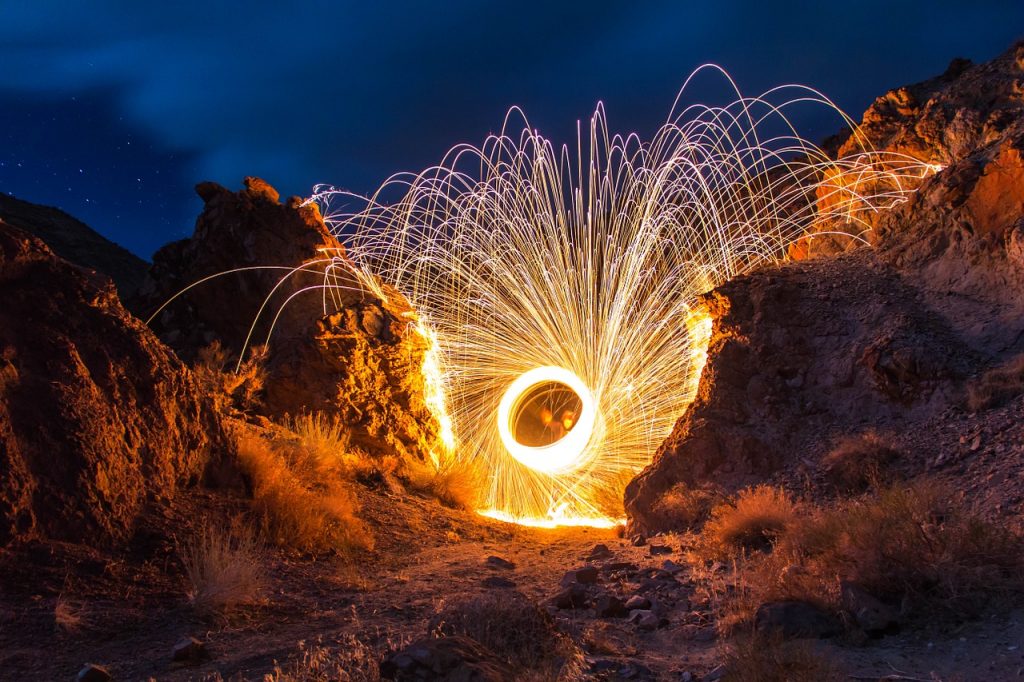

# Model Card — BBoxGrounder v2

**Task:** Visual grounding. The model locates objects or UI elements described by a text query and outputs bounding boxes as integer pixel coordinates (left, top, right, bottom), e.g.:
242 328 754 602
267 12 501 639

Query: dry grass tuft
53 594 86 634
692 480 1024 633
264 635 383 682
650 482 723 530
820 430 900 492
722 634 844 682
701 485 797 557
235 430 374 554
181 520 265 616
403 456 481 510
429 591 583 680
782 480 1024 617
194 341 267 413
967 353 1024 411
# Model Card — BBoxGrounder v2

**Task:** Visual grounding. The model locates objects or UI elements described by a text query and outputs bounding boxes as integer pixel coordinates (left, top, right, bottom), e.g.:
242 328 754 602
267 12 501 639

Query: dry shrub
701 485 797 557
54 594 86 633
264 635 382 682
782 480 1024 617
428 591 582 681
722 634 844 682
967 353 1024 411
651 482 724 530
235 430 373 553
700 480 1024 632
821 430 900 492
195 341 267 413
181 520 265 616
403 456 480 510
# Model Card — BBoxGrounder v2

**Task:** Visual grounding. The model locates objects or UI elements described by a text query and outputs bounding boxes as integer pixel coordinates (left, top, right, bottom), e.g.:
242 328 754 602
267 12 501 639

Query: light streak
272 67 932 527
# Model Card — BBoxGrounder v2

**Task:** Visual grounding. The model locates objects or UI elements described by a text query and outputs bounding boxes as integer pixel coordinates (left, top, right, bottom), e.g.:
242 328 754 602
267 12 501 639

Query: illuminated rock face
626 40 1024 533
0 222 236 547
135 177 446 462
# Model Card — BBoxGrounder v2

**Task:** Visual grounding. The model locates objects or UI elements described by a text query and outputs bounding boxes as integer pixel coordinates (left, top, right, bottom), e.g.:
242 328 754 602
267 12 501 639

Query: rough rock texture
0 193 148 298
626 41 1024 532
0 221 235 547
134 177 445 461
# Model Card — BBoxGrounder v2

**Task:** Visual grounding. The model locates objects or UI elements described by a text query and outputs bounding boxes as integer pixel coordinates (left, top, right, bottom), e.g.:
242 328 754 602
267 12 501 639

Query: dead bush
264 635 383 682
54 594 86 634
194 341 267 413
181 519 265 616
700 486 797 557
967 353 1024 411
403 456 480 510
235 430 373 554
722 634 844 682
650 482 724 530
428 591 582 680
783 480 1024 618
820 430 900 492
704 480 1024 632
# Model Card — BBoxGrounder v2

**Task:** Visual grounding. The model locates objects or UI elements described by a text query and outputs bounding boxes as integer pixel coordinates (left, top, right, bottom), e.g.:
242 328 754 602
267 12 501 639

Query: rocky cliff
0 221 236 547
134 177 447 462
626 41 1024 532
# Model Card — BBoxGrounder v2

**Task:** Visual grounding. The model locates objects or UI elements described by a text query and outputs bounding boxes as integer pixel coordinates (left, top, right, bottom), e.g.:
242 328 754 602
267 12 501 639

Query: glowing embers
497 366 597 475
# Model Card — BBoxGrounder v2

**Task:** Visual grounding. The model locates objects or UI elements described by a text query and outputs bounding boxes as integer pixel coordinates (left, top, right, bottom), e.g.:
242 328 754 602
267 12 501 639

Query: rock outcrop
0 193 149 298
626 41 1024 532
134 177 446 462
0 221 235 547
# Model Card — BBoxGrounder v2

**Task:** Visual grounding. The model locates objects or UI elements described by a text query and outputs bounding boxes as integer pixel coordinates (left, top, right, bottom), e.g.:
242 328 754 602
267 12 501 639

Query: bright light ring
497 366 597 475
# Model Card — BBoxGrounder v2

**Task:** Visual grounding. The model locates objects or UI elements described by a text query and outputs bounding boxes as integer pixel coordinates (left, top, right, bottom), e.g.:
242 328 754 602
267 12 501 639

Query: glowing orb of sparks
294 66 936 527
496 366 597 475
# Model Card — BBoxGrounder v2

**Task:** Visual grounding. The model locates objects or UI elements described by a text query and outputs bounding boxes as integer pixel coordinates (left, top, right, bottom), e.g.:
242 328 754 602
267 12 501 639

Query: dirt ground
1 484 1022 682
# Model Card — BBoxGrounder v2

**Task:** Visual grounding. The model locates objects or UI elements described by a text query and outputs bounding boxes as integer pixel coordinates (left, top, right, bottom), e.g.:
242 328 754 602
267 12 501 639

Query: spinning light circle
496 366 598 475
299 66 932 526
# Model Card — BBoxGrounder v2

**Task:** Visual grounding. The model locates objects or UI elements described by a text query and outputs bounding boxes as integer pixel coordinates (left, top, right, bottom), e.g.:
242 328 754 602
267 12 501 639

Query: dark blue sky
1 2 1022 259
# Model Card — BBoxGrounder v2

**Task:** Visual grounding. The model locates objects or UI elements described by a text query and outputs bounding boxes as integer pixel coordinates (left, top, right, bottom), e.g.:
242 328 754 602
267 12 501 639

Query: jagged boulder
0 221 235 547
134 177 446 461
627 41 1024 532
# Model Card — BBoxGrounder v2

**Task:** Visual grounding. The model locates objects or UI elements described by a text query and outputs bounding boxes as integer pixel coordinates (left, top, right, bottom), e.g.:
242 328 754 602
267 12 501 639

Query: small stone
628 609 660 631
482 575 517 589
172 636 208 664
594 594 628 618
485 555 516 570
551 583 589 609
561 565 599 585
624 595 651 610
601 561 638 574
662 559 685 574
680 672 695 682
588 543 613 560
631 534 647 546
77 664 112 682
648 544 672 556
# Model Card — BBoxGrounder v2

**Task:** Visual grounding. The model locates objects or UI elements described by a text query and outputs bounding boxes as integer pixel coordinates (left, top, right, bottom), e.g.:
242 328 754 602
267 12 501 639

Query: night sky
1 2 1022 259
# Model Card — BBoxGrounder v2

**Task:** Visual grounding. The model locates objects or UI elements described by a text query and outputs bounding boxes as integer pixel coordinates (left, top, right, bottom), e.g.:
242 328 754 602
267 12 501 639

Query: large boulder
0 221 235 547
626 40 1024 532
134 177 446 461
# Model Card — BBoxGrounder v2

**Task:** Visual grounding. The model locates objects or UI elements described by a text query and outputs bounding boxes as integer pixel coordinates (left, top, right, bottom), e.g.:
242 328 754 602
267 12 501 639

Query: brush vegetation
689 480 1024 632
181 520 265 616
966 352 1024 411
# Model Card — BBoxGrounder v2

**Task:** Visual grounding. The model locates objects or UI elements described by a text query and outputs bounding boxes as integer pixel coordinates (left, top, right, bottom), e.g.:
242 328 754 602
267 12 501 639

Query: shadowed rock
0 221 236 547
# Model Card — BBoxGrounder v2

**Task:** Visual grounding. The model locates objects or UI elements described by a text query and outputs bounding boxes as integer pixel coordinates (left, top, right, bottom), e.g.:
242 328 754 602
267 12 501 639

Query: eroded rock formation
0 221 235 547
626 41 1024 531
134 177 446 461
